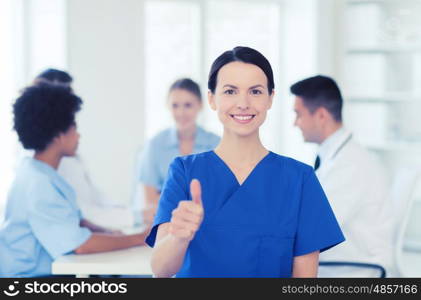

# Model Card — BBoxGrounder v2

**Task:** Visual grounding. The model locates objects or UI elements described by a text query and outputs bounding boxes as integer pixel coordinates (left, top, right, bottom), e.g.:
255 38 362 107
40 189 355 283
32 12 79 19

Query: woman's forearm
292 251 319 277
151 181 204 277
80 219 115 233
151 233 190 277
150 223 191 277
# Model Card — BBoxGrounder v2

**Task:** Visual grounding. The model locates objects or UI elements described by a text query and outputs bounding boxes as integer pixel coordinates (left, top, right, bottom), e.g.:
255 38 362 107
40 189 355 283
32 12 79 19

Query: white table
52 246 153 277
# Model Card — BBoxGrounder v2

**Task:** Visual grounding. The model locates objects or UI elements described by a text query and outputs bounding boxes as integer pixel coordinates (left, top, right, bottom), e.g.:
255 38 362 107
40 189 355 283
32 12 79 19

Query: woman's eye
184 103 192 108
224 89 235 95
172 103 178 109
251 89 263 95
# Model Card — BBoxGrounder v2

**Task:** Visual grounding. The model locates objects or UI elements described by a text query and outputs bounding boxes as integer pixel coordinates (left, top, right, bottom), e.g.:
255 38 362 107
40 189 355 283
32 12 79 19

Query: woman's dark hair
290 75 343 122
169 78 202 102
13 84 82 152
34 68 73 87
208 46 274 94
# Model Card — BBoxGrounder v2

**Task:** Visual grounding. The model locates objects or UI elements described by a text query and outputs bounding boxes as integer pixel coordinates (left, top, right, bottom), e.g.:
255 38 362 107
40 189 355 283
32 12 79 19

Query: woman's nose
236 93 250 110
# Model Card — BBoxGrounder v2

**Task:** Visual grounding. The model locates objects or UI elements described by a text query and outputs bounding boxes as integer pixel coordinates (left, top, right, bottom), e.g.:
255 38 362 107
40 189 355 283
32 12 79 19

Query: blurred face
208 61 273 137
293 96 322 143
168 88 202 132
59 124 80 156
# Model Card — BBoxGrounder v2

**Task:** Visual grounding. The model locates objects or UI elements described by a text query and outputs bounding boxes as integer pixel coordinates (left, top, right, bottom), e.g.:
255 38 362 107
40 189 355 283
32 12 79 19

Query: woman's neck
34 149 62 169
215 130 268 165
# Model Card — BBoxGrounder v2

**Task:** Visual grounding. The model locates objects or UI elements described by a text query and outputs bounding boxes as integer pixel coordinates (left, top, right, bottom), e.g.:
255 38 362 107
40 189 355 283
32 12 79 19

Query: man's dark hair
290 75 343 122
13 84 82 152
208 46 274 94
169 78 202 102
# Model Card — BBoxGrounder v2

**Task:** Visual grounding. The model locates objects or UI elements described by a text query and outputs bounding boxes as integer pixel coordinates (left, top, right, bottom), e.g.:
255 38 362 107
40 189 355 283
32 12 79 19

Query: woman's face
208 61 274 137
168 88 202 132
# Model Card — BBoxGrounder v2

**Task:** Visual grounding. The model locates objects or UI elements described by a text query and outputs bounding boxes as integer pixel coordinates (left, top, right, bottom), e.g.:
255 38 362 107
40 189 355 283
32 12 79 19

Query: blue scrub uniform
146 151 345 278
0 158 91 277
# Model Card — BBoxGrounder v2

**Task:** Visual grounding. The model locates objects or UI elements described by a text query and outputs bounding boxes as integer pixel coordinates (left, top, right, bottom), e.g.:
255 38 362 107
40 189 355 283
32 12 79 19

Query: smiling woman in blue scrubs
146 46 345 278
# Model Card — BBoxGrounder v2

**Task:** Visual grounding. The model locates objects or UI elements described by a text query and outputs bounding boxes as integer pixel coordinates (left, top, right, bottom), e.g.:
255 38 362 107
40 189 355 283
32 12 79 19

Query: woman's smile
230 114 256 124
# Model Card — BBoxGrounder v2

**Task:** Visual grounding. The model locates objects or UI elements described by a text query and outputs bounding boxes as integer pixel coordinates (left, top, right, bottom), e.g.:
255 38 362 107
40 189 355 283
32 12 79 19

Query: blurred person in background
0 85 148 277
31 69 135 230
291 75 395 277
133 78 220 227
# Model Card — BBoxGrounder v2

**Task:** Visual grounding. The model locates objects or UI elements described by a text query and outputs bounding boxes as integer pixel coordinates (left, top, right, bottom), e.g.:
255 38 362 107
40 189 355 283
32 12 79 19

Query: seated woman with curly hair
0 84 148 277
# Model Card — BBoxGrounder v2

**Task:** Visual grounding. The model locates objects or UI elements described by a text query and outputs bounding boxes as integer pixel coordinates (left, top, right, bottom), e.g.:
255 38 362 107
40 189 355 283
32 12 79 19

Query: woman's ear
267 90 275 110
50 134 62 149
208 91 217 111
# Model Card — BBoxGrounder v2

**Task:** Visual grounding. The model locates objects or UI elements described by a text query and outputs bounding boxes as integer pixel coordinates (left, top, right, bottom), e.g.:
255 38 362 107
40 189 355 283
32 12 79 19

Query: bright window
0 0 67 210
143 0 282 152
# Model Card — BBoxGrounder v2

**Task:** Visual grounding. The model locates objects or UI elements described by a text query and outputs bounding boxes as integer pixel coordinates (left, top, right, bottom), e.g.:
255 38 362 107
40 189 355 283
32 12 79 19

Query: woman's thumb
190 179 202 205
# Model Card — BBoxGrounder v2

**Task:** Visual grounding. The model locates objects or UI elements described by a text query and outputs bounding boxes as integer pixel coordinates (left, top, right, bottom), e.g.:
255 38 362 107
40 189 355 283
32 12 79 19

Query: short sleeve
28 182 92 259
293 170 345 257
137 141 161 189
145 157 188 247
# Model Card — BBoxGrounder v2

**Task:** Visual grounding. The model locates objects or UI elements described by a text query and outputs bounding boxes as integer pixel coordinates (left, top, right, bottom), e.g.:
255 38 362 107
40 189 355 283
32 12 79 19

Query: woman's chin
225 126 259 138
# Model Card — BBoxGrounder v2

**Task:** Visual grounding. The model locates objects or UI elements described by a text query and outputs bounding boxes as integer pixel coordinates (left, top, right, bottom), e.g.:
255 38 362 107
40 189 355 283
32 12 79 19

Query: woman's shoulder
146 128 175 146
269 152 313 175
137 129 172 158
179 150 213 161
172 151 213 168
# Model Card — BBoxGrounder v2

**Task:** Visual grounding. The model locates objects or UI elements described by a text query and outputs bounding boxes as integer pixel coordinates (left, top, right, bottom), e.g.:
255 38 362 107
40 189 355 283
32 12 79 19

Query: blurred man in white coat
291 75 395 277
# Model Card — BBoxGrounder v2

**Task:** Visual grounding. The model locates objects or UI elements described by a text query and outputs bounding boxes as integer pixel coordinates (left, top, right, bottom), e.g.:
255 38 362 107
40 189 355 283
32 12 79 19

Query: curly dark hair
13 84 82 151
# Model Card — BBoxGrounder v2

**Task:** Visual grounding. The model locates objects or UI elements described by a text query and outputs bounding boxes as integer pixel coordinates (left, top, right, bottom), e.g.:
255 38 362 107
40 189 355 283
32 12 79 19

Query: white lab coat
316 128 395 277
58 156 134 229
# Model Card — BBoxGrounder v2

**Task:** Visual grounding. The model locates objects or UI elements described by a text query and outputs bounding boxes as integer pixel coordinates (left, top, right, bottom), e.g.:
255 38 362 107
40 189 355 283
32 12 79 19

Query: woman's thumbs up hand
169 179 204 242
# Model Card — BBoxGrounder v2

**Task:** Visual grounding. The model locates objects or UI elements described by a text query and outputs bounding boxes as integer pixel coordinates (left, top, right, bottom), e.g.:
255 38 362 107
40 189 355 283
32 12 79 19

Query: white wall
278 0 320 164
26 0 67 79
0 0 21 218
67 0 145 205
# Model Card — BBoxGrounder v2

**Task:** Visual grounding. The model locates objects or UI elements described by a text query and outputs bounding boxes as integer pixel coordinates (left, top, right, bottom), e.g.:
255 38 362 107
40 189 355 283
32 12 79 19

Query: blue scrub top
146 151 345 278
0 158 91 277
135 126 220 194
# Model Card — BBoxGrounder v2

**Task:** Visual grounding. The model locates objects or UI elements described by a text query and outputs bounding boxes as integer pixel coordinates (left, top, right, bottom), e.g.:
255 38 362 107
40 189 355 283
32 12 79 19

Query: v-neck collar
209 150 273 187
